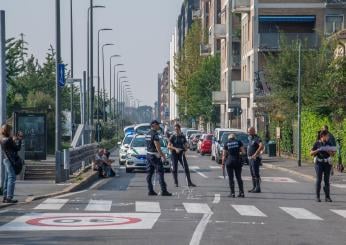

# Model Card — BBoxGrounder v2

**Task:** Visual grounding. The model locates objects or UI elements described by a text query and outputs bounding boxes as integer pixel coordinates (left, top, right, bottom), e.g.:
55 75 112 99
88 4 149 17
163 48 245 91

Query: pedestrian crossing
27 198 346 222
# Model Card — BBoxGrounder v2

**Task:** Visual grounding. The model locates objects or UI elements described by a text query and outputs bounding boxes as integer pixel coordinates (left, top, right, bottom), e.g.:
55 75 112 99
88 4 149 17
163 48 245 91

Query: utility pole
0 10 7 191
297 42 302 167
90 0 94 139
55 0 62 182
70 0 75 140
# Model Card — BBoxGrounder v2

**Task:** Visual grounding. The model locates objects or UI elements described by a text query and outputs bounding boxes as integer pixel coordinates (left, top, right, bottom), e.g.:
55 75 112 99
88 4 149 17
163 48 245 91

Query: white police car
125 134 171 173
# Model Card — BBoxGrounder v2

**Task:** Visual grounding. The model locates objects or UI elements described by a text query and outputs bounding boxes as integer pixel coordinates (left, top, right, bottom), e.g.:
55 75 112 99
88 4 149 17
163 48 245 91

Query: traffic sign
58 63 65 87
0 213 161 231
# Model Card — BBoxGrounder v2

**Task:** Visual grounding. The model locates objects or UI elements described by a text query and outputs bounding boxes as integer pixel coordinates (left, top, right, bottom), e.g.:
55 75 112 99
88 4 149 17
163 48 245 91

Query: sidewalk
262 155 346 187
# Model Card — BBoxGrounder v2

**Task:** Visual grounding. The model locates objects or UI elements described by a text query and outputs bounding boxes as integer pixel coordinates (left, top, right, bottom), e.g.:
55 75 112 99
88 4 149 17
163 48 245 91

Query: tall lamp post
297 42 302 167
101 43 114 122
113 64 124 120
109 55 120 121
116 73 126 134
69 0 75 139
120 82 130 130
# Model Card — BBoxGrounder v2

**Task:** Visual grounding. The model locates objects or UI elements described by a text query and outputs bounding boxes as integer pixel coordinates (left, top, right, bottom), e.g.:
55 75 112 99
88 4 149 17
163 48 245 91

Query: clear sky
0 0 182 106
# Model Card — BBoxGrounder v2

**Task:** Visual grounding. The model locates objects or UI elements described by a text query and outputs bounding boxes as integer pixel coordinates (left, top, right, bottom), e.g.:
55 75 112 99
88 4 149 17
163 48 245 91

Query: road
1 151 346 245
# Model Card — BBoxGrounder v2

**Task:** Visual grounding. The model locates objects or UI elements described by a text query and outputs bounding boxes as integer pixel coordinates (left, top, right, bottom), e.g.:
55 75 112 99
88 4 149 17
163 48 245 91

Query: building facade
233 0 346 131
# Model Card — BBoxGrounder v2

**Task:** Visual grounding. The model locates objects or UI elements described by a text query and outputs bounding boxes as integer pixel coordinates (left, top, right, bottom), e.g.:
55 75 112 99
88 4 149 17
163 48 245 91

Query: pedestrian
321 125 336 146
222 133 246 198
0 124 23 203
247 127 264 193
311 130 336 202
168 123 196 188
145 120 172 196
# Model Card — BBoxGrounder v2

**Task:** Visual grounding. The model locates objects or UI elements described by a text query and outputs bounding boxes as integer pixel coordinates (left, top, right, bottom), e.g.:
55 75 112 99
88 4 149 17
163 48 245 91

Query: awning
259 16 316 23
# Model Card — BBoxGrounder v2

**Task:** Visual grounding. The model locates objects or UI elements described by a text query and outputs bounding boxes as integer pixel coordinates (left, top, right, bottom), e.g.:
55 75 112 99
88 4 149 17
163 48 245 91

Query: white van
211 128 242 161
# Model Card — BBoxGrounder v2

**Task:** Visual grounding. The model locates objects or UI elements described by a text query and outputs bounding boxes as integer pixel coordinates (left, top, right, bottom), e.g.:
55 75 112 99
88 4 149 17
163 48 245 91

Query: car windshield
123 135 134 145
205 135 213 140
131 137 166 148
187 130 201 137
221 133 249 145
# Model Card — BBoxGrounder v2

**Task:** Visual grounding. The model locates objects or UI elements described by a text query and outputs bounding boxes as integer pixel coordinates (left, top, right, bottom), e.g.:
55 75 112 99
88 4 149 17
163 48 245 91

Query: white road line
183 203 213 245
218 176 297 183
209 166 221 169
136 201 161 213
34 198 69 210
85 200 112 211
280 207 323 220
331 184 346 189
330 209 346 218
183 203 212 214
190 166 208 179
231 205 267 217
212 194 221 204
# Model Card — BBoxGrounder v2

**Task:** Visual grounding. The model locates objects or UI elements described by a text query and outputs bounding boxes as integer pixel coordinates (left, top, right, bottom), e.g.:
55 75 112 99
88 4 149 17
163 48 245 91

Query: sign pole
0 11 6 191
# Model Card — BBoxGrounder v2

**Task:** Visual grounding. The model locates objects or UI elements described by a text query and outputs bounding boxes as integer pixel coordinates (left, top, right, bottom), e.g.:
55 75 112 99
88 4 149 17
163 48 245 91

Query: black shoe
188 183 196 187
175 183 179 187
228 193 235 198
161 191 172 196
2 197 7 203
238 193 245 198
148 191 158 196
316 197 321 202
248 188 255 193
325 197 333 202
4 199 18 204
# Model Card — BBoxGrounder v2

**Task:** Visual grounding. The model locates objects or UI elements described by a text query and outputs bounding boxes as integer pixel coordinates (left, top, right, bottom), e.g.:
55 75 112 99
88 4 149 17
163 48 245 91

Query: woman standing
310 130 335 202
1 124 23 203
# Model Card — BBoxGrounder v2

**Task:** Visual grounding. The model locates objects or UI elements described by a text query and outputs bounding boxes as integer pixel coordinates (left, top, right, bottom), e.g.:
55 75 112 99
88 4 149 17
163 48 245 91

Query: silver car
125 135 171 173
118 134 134 165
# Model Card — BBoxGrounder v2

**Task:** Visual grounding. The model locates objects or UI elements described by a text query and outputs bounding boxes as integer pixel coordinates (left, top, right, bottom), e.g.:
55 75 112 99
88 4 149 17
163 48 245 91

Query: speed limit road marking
0 213 161 231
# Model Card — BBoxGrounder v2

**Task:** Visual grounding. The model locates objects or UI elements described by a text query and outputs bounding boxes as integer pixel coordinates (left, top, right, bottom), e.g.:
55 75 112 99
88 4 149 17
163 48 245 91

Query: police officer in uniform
222 133 246 198
311 130 336 202
145 120 172 196
168 124 196 187
247 127 264 193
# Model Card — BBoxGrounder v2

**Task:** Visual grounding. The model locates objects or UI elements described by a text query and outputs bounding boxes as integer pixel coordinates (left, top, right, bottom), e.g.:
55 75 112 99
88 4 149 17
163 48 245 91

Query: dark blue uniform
312 141 332 200
169 133 193 186
224 139 244 196
247 134 262 193
145 129 167 193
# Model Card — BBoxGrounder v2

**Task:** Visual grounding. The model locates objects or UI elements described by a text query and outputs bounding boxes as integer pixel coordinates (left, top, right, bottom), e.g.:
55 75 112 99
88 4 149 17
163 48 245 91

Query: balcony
231 54 241 69
212 91 226 105
231 81 250 98
232 0 250 13
259 33 318 50
209 24 226 40
200 43 211 56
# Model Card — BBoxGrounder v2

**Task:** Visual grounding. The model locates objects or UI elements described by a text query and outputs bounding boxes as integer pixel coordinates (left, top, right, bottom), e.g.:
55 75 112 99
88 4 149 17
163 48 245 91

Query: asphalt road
1 151 346 245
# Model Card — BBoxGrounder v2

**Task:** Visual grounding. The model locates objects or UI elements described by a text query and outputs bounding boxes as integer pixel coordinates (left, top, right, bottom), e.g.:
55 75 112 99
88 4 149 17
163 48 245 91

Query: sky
0 0 182 106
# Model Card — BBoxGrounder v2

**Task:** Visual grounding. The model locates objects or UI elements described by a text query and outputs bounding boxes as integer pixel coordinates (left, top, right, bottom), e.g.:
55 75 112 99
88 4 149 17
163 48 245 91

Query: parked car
118 134 135 165
197 134 213 155
125 135 171 173
215 131 250 165
186 129 203 147
189 133 202 151
211 128 242 161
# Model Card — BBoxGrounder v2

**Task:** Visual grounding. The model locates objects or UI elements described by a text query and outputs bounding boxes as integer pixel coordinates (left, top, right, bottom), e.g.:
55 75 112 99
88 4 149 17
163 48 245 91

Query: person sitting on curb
94 149 110 178
103 149 115 177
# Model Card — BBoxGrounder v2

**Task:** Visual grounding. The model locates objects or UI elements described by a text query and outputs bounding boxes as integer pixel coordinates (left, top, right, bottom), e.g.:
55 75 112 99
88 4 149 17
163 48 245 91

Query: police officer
311 130 336 202
168 124 196 187
321 125 336 146
247 127 264 193
222 133 246 198
145 120 172 196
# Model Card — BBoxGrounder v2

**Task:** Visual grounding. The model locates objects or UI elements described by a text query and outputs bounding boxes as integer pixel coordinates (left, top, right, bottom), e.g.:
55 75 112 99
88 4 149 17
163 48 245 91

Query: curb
263 163 316 182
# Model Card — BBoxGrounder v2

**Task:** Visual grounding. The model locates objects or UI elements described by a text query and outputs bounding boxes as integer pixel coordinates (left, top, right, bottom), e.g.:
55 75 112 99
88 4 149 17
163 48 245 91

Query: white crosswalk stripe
280 207 323 220
136 201 161 213
330 209 346 218
231 205 267 217
190 166 208 178
34 198 69 210
85 200 112 211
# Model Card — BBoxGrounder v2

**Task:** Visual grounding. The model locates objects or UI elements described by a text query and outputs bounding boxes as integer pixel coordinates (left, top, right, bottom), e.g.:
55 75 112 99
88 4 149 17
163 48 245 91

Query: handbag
4 149 24 175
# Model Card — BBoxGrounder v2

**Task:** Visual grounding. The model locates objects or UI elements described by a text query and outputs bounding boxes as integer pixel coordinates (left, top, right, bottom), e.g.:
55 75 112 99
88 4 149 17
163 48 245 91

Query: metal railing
325 0 346 4
259 33 318 50
63 143 98 177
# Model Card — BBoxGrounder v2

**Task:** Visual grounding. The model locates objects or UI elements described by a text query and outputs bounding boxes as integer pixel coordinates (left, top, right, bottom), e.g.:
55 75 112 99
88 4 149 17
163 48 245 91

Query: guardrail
63 143 98 178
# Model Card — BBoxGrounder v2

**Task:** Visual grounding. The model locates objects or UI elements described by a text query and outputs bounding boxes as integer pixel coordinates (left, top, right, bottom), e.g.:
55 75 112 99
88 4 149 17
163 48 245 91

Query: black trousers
171 152 192 185
146 154 167 192
315 162 332 198
226 163 244 193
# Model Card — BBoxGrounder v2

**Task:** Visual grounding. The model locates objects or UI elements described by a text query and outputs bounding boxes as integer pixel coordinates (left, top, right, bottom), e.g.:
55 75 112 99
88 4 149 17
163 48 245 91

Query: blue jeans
249 158 261 179
3 158 16 199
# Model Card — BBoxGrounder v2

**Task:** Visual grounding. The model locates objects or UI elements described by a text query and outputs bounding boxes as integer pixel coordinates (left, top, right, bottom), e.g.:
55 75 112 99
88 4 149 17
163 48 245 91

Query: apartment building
232 0 346 131
200 0 242 128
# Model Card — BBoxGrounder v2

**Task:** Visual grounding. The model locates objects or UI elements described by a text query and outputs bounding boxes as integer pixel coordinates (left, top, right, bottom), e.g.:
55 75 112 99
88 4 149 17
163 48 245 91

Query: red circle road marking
26 215 141 227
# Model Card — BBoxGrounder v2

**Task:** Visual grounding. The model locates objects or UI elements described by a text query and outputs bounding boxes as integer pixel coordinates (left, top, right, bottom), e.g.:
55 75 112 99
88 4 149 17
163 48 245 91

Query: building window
325 15 344 35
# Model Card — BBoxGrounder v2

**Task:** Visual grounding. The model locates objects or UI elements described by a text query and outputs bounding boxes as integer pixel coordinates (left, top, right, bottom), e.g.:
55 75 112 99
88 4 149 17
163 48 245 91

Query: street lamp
113 64 124 119
101 43 114 122
87 4 105 128
120 82 130 130
109 55 120 121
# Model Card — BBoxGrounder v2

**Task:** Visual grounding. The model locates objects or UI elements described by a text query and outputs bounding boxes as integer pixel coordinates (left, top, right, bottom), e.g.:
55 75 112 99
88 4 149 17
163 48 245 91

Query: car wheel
126 168 133 173
201 152 205 156
211 155 215 161
165 168 171 173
